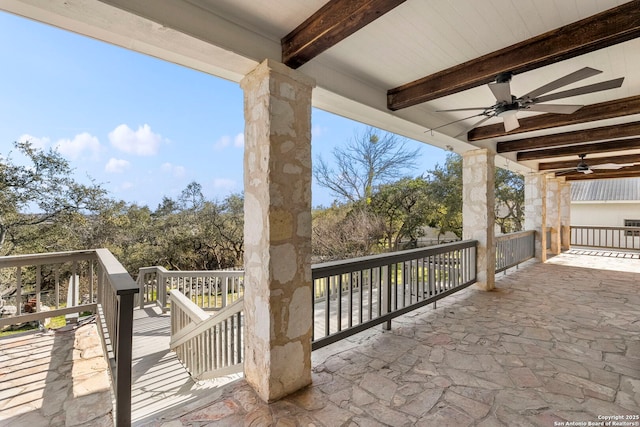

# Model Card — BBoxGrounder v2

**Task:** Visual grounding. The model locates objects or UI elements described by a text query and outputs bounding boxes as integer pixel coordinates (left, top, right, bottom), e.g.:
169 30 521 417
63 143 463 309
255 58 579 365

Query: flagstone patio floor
1 250 639 426
147 251 640 426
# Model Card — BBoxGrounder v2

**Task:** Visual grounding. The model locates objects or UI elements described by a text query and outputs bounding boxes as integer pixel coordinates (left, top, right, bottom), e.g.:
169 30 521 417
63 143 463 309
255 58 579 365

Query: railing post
382 265 392 331
159 270 167 310
115 291 135 427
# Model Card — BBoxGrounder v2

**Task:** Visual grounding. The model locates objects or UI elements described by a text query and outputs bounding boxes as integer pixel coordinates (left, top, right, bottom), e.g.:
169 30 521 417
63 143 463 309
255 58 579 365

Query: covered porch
1 1 640 425
2 249 639 425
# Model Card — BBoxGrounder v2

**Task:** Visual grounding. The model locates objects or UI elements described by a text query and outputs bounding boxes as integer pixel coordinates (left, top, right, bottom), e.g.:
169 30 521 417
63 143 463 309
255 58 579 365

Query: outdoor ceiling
3 0 640 180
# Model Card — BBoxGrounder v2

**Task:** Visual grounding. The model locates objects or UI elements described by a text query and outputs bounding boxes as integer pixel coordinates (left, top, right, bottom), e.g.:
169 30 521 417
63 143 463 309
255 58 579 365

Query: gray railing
137 266 243 311
0 249 138 426
169 290 243 380
311 240 477 350
495 230 535 273
570 225 640 250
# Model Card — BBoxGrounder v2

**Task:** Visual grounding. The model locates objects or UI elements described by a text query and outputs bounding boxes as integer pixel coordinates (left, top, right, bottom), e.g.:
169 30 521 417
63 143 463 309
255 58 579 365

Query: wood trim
562 165 640 180
387 1 640 110
498 122 640 153
539 153 640 171
468 95 640 141
517 137 640 161
282 0 406 69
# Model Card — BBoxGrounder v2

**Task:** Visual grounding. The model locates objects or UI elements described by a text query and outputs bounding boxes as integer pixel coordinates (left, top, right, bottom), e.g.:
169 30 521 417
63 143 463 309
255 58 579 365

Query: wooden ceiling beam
497 122 640 153
562 165 640 180
517 137 640 161
539 153 640 171
282 0 406 69
468 95 640 141
387 0 640 111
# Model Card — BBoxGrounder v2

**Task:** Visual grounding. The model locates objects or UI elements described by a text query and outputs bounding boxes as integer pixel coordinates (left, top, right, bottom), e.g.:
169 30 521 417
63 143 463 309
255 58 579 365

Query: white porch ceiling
2 0 639 176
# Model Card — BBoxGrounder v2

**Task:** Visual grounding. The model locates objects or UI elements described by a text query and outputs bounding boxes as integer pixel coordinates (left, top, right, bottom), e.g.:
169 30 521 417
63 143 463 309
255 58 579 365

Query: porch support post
560 181 571 251
524 173 547 261
547 177 562 255
240 59 315 402
462 148 495 291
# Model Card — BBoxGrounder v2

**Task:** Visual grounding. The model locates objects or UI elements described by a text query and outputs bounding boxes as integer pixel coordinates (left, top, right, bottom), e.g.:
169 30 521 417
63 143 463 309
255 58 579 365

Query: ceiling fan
556 154 640 175
431 67 624 137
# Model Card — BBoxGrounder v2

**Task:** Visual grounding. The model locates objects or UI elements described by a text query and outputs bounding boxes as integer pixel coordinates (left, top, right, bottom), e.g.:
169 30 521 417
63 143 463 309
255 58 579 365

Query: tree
495 168 524 233
312 204 384 260
426 153 463 239
369 177 434 250
0 141 106 254
314 127 421 204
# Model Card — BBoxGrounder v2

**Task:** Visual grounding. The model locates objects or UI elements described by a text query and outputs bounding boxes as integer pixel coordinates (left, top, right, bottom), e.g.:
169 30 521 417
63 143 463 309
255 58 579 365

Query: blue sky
0 11 448 209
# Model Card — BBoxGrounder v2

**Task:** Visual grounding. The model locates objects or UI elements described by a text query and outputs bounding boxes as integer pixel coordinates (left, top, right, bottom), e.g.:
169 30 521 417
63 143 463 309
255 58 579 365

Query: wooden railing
311 240 477 350
495 230 535 273
0 249 138 426
570 225 640 251
137 266 243 311
169 289 243 380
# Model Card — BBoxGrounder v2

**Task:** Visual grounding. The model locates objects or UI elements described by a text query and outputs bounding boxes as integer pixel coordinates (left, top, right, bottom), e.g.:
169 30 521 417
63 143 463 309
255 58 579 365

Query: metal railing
495 230 535 273
311 240 477 350
0 249 138 426
169 289 243 380
570 225 640 250
137 266 243 311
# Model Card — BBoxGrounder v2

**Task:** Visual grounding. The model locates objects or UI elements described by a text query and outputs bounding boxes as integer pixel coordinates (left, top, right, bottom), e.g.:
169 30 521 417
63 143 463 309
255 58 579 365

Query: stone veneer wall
546 177 561 255
560 182 571 250
462 148 495 291
525 173 547 261
240 59 315 402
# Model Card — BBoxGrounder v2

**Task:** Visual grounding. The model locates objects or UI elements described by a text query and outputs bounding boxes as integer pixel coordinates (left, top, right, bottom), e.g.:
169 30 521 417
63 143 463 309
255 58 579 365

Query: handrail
0 249 138 427
311 240 477 350
570 225 640 251
169 289 243 380
495 230 535 273
137 266 244 311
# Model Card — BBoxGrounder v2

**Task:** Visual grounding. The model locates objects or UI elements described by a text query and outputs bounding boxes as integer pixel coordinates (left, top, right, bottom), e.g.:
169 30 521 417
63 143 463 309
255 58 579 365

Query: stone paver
0 321 112 426
141 252 640 426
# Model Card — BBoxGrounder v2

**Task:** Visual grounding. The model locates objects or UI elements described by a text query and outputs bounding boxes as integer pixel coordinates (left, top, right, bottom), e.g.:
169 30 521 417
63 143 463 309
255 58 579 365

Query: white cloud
105 158 131 173
55 132 101 160
120 182 134 190
233 133 244 148
312 125 328 138
109 124 163 156
160 162 186 178
18 134 50 150
214 133 244 150
214 135 231 150
212 178 237 190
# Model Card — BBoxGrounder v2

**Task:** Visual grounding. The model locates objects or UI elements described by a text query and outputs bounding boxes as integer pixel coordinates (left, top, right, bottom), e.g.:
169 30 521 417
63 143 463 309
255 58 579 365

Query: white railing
137 266 243 311
571 225 640 250
0 249 138 426
169 289 243 380
495 230 535 273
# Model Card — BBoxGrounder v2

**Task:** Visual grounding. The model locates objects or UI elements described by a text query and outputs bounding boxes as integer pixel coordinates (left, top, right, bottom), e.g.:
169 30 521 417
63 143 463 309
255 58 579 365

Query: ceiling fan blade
525 104 583 114
521 67 602 100
454 116 492 138
425 113 485 133
502 113 520 132
591 162 638 170
534 77 624 103
489 81 512 103
436 107 490 112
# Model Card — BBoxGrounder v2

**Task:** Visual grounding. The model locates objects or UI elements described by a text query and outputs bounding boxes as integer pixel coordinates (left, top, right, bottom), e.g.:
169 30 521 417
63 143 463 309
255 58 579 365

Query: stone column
524 173 547 261
560 181 571 250
546 177 562 255
240 59 315 402
462 148 495 291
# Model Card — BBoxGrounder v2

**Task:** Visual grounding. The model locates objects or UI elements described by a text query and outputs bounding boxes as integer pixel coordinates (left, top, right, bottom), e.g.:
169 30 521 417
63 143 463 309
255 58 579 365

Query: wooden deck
130 305 241 426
